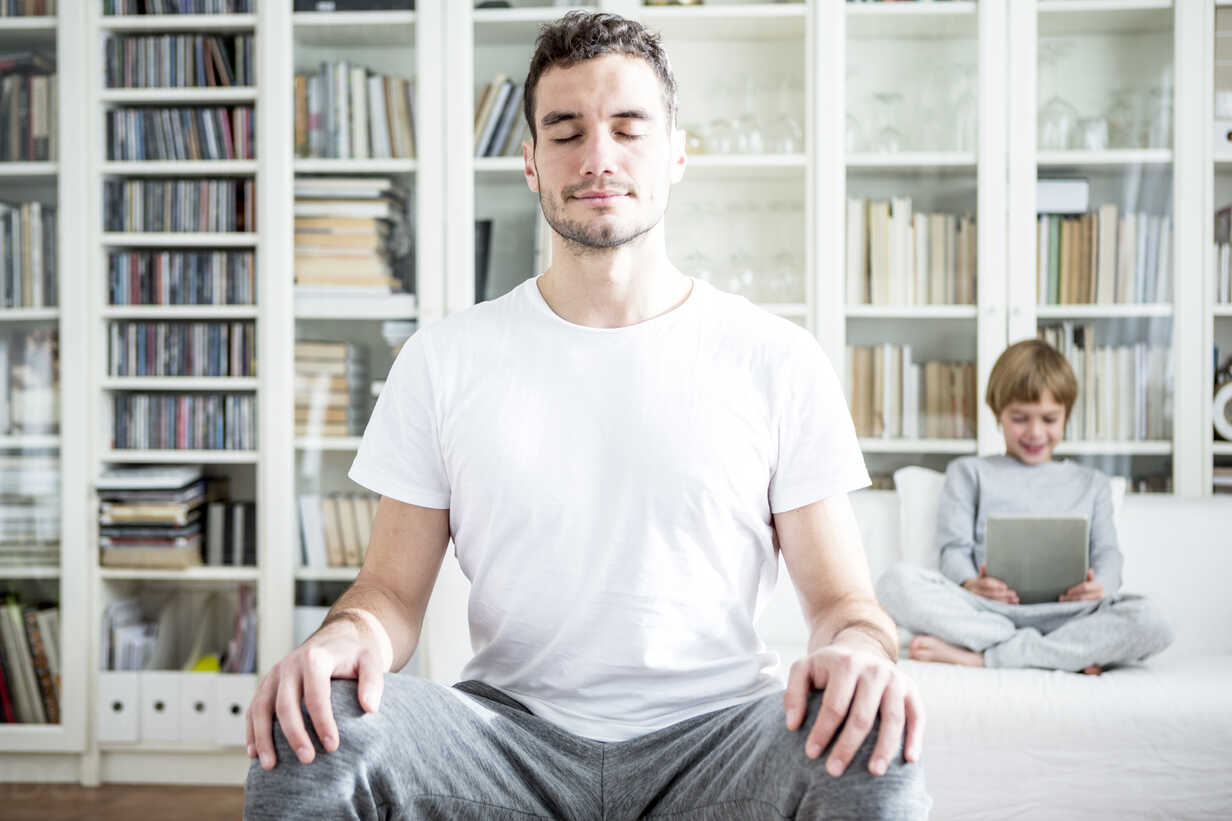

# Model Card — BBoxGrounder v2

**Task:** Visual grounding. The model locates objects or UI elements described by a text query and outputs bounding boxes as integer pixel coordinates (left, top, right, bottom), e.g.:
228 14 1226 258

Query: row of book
845 198 977 306
299 493 378 569
107 320 256 378
111 392 255 451
295 340 370 438
0 453 58 568
294 62 417 160
107 105 254 162
1036 208 1172 305
107 250 255 306
0 56 56 162
104 0 252 13
97 465 255 569
1215 467 1232 494
104 178 256 233
105 33 254 89
473 73 529 158
0 1 55 15
846 345 978 440
1 201 56 308
1218 244 1232 304
0 598 59 724
294 175 411 297
0 327 57 435
102 586 256 675
1038 324 1172 442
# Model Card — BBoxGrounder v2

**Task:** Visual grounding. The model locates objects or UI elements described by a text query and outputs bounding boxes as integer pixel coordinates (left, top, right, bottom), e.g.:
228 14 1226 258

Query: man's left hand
782 633 924 778
1059 569 1105 602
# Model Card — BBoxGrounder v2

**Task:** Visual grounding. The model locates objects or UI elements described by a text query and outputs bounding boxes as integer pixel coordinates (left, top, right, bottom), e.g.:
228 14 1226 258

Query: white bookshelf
0 161 58 178
100 449 259 465
98 88 257 105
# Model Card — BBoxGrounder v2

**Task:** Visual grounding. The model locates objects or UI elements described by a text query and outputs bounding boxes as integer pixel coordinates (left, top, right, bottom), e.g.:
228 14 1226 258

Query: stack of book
0 448 57 569
1 2 57 15
298 493 378 569
104 0 252 13
0 201 57 308
96 465 218 569
104 178 255 233
0 51 56 162
846 344 976 440
294 176 410 300
0 327 58 434
473 73 528 158
107 320 256 378
1214 467 1232 495
1036 206 1172 305
294 61 416 160
1214 204 1232 304
101 586 256 674
1038 324 1171 441
111 393 255 450
105 33 254 89
107 249 255 306
295 340 370 438
0 596 60 724
845 197 977 306
107 105 255 161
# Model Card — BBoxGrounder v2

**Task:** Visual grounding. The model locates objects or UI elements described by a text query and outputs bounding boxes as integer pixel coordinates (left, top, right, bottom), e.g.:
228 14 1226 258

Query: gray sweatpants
876 564 1174 671
244 674 931 820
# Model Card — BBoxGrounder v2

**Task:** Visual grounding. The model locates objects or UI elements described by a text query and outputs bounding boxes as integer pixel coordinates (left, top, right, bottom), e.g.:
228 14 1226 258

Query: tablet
984 515 1089 605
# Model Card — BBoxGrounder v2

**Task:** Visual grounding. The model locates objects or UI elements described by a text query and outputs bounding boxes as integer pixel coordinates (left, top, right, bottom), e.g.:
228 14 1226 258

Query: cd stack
294 341 370 439
96 465 214 570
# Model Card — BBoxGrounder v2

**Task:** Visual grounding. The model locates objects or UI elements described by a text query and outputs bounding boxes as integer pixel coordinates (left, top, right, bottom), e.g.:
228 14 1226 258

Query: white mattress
900 656 1232 820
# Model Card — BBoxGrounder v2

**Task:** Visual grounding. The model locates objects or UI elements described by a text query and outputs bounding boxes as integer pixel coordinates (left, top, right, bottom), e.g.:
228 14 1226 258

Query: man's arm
774 493 924 778
247 496 450 770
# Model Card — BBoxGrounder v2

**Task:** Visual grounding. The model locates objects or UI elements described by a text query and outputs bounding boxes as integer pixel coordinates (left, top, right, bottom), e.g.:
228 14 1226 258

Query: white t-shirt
348 274 870 742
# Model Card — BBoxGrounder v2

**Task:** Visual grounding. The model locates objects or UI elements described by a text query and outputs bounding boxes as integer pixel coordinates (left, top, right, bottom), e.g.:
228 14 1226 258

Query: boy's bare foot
908 635 985 667
1081 665 1104 676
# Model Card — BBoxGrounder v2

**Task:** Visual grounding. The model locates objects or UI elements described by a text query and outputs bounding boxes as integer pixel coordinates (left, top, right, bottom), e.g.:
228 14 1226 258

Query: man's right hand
961 563 1020 604
246 613 388 770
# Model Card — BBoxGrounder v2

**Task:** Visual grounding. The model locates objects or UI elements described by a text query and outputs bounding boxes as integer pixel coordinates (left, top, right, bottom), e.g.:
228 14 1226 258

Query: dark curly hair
523 10 678 146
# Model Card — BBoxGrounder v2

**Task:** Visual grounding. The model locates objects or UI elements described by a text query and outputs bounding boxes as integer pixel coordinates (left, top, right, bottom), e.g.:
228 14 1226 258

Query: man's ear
669 125 687 184
524 138 538 193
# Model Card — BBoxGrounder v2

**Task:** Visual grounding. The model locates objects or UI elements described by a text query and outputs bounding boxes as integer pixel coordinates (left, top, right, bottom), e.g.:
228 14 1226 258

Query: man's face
525 54 685 251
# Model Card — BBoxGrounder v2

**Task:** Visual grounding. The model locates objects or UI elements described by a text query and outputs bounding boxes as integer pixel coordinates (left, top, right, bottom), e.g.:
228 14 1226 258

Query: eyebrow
539 108 654 128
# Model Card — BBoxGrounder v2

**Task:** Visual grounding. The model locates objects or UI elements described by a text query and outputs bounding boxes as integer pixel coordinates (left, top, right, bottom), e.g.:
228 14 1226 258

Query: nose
578 130 621 179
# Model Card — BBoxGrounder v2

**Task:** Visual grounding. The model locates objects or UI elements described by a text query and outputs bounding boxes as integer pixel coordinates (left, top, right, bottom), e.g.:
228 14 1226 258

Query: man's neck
537 253 692 329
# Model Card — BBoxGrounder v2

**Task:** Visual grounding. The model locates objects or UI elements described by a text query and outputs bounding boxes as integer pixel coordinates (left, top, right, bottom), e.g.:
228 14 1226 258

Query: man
245 11 929 819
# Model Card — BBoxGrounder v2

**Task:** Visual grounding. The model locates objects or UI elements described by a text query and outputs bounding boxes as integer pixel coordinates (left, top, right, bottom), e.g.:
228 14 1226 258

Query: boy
876 338 1173 675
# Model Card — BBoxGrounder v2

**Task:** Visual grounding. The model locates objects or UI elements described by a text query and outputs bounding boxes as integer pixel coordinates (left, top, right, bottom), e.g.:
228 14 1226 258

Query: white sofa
756 471 1232 820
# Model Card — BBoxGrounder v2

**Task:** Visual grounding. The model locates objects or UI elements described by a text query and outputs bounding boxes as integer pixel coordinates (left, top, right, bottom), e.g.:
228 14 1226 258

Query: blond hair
986 338 1078 420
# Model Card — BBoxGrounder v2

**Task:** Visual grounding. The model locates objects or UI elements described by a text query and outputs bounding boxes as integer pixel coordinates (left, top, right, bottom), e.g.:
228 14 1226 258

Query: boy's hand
962 563 1020 604
1059 569 1105 602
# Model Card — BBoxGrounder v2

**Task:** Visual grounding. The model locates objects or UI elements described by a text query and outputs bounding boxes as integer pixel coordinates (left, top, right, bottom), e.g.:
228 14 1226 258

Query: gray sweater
936 455 1123 596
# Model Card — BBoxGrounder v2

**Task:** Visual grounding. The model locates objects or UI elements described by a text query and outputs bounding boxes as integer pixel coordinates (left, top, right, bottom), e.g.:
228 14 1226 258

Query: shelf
859 438 978 455
640 3 807 42
684 154 806 181
100 566 259 583
1036 149 1172 172
1053 440 1172 455
101 161 258 176
1216 150 1232 172
0 307 58 322
101 377 258 391
101 305 259 320
101 449 258 464
0 16 55 48
846 0 978 40
1037 1 1174 37
295 436 363 452
101 233 258 248
0 565 60 580
473 6 598 46
99 87 258 105
296 567 361 583
1035 304 1173 319
0 434 59 449
295 291 418 320
292 10 416 48
846 153 977 176
1213 306 1232 318
1214 442 1232 456
846 305 978 320
98 741 244 754
97 14 257 33
0 161 57 179
294 158 418 175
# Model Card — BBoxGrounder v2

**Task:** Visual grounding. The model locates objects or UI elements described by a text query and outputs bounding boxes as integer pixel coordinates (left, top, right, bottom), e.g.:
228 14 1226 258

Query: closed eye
551 134 643 143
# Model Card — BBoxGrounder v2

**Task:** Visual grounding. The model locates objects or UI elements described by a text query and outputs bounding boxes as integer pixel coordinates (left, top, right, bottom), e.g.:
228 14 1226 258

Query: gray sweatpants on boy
876 564 1174 670
244 674 930 820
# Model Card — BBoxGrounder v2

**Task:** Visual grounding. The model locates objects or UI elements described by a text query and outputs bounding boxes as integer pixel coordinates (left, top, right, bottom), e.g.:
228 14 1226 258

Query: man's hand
962 563 1020 604
1059 569 1105 602
246 611 390 771
782 632 924 778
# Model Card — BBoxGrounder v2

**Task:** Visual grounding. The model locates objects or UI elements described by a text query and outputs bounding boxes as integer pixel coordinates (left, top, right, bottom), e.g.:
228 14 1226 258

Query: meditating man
244 12 929 819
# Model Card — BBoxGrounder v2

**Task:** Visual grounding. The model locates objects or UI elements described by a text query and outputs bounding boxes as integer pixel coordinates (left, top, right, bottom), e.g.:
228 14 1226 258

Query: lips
574 190 625 200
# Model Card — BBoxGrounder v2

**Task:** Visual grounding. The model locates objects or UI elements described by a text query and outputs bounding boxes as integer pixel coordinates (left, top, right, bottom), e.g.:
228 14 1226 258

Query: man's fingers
783 658 819 731
274 673 314 765
356 649 384 713
302 650 339 753
250 683 277 770
867 682 907 776
903 684 926 763
825 666 888 777
804 659 857 763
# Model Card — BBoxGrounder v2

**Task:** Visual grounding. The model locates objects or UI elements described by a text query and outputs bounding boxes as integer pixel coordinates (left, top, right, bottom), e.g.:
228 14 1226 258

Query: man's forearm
320 581 422 673
807 594 899 663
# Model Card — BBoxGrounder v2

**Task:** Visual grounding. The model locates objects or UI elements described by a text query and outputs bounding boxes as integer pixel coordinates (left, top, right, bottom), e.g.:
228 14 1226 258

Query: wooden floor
0 784 245 820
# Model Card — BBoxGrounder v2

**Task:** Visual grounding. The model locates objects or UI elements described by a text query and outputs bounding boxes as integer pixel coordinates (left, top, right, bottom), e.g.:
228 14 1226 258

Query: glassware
1078 116 1109 152
846 112 864 154
1104 89 1136 149
1038 94 1079 151
949 61 978 153
871 90 904 153
764 75 803 155
734 75 765 155
1146 85 1172 149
